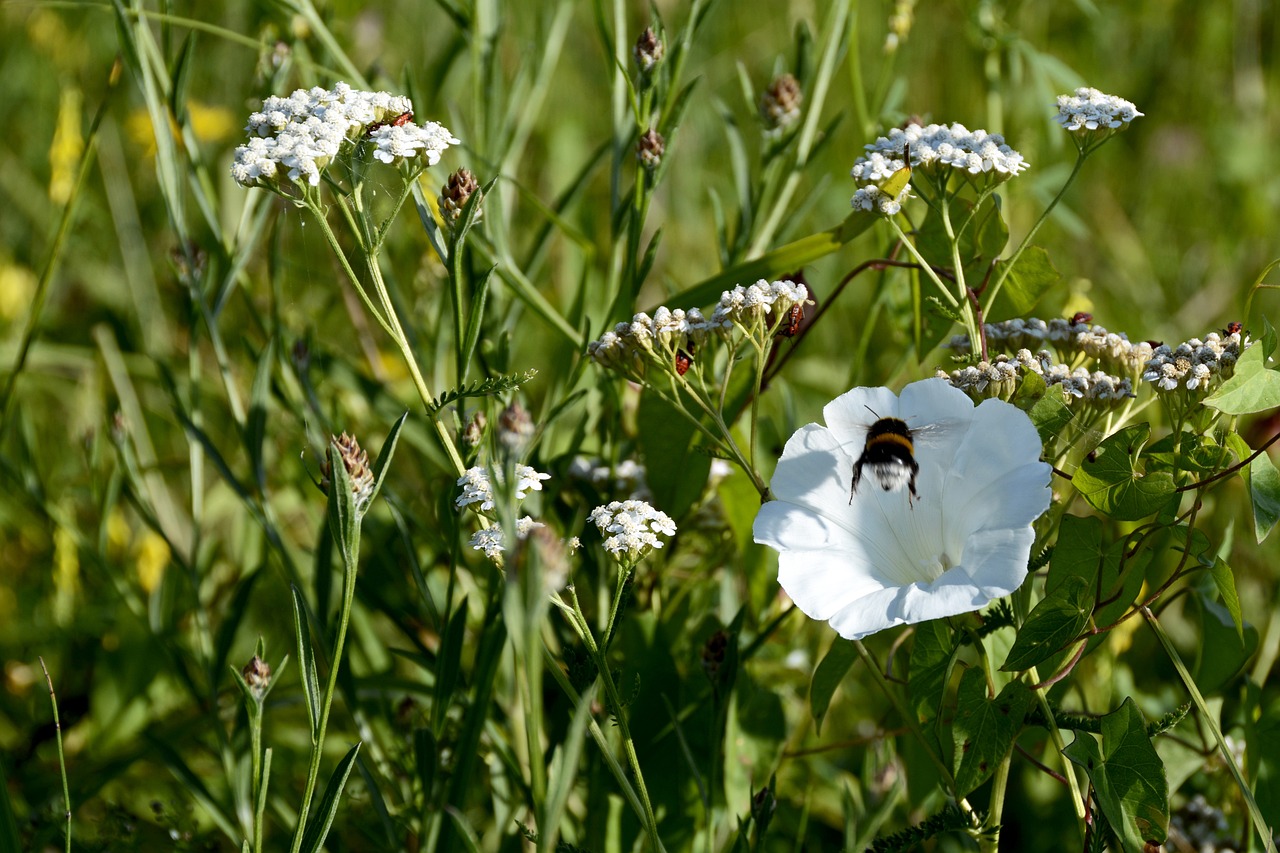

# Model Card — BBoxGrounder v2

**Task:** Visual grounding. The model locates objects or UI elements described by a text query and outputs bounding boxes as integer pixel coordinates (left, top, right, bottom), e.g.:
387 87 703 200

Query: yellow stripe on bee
867 432 914 454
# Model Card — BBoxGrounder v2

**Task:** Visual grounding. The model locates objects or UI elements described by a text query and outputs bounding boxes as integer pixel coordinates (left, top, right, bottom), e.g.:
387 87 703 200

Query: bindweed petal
754 379 1051 641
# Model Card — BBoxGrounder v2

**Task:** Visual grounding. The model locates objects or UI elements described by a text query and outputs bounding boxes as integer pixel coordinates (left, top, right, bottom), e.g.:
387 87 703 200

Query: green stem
983 152 1086 314
853 641 957 791
38 658 71 853
289 543 361 853
568 587 666 852
1026 665 1088 824
1141 606 1278 853
982 754 1011 852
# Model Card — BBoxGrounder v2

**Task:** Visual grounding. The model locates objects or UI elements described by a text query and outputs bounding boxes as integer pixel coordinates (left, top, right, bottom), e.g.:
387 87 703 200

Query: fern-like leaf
427 369 538 414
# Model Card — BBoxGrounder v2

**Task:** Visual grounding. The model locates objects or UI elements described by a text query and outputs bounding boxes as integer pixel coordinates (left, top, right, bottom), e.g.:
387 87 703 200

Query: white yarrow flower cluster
851 122 1029 190
455 464 551 511
1054 87 1143 136
851 183 912 216
589 500 677 562
1141 330 1247 393
586 280 809 377
231 82 458 190
469 516 544 561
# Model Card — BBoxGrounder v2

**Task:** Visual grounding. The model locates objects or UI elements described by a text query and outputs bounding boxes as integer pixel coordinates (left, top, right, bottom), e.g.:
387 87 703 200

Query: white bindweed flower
753 379 1051 641
589 500 676 561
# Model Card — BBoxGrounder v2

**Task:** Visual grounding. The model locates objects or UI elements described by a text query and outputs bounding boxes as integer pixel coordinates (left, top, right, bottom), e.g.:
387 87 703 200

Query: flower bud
321 432 375 509
760 73 802 132
636 128 665 172
242 655 271 698
632 27 665 75
438 167 482 230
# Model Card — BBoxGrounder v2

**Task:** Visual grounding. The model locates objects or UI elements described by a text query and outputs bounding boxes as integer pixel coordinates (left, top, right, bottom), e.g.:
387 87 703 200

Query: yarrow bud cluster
1141 330 1247 393
231 82 458 190
438 168 482 229
320 432 376 510
1053 87 1143 142
586 280 810 378
455 465 551 512
947 317 1155 377
939 349 1136 405
632 27 664 74
636 128 665 171
760 73 802 133
589 500 676 561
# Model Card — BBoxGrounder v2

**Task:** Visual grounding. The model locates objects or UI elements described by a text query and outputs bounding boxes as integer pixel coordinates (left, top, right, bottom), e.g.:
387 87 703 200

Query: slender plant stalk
566 586 667 852
289 541 361 853
38 658 71 853
1141 606 1278 853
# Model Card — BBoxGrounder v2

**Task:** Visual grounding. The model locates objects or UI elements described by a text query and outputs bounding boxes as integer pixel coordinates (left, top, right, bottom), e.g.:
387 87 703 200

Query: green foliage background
1 0 1278 851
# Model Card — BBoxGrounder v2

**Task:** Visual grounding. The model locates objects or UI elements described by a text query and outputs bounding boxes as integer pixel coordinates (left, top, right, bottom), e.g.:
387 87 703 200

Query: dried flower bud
498 401 534 454
633 27 665 74
242 655 271 697
701 629 728 683
438 168 482 230
290 338 311 372
760 73 802 132
750 782 776 830
463 411 487 449
636 128 665 171
321 432 375 509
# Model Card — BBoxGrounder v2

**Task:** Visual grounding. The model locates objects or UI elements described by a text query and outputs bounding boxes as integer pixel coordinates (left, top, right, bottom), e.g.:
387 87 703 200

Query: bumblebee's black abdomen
864 417 915 453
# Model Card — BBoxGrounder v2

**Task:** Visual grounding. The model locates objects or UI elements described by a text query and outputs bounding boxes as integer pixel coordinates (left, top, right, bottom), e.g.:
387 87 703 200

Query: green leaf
1048 515 1147 630
1208 557 1245 641
1203 337 1280 415
1021 374 1074 444
432 597 469 731
951 669 1034 797
1073 424 1176 521
414 727 437 799
367 412 408 510
291 585 321 737
637 391 712 520
245 337 276 492
1249 702 1280 825
298 742 362 853
0 755 22 853
1192 592 1258 695
810 639 857 734
988 246 1061 317
1063 697 1169 849
325 440 360 570
1227 432 1280 543
908 619 959 720
1002 575 1091 672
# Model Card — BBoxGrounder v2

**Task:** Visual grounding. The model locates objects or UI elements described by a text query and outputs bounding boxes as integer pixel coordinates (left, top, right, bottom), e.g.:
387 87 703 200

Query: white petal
822 386 902 446
776 548 887 622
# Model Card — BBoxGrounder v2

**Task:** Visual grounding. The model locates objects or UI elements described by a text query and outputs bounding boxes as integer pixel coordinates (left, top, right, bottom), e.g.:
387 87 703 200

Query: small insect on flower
675 348 693 375
1225 321 1243 335
850 410 921 507
367 111 414 135
777 303 805 338
1071 311 1093 325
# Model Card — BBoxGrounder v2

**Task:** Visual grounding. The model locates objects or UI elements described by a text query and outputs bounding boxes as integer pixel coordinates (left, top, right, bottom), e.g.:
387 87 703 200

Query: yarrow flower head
851 122 1029 201
231 83 457 192
469 516 544 562
1053 87 1142 144
946 316 1155 379
589 500 676 563
753 379 1051 641
455 464 551 512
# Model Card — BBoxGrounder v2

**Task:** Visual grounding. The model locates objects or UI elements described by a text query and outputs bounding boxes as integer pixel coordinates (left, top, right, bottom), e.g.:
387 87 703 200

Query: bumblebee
849 416 920 507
